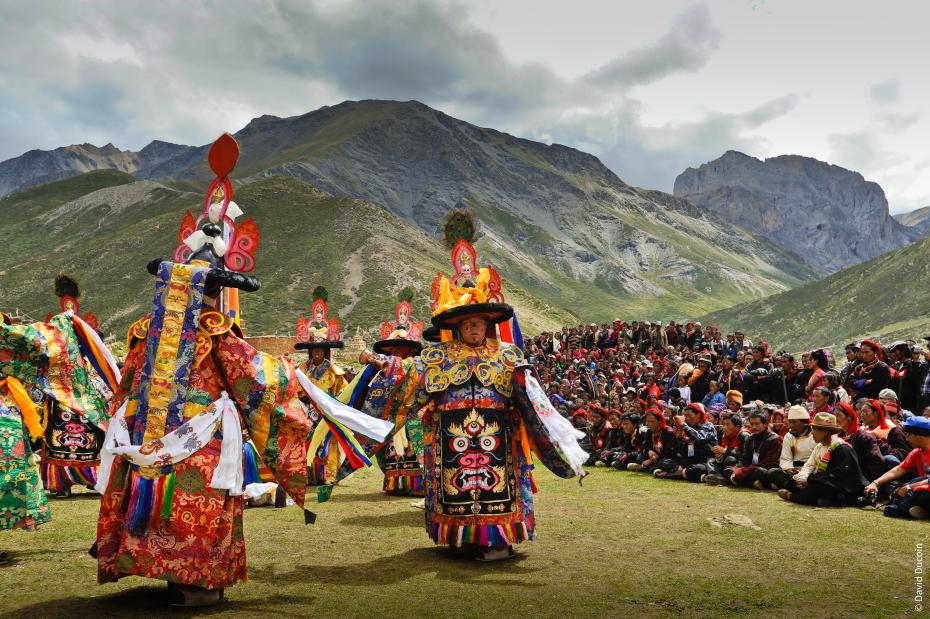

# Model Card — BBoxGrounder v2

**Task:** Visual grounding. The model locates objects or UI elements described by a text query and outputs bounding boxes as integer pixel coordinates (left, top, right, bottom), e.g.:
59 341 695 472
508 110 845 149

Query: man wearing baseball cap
865 416 930 519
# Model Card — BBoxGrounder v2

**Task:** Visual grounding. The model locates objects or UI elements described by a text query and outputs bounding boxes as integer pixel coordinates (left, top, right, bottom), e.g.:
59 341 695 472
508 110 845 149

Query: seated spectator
689 355 714 404
703 412 748 485
702 380 727 410
627 409 676 474
571 408 592 451
835 402 889 483
730 410 783 489
859 399 911 464
810 386 834 416
865 416 930 519
594 409 625 467
827 371 851 405
804 349 830 398
769 405 818 490
879 388 910 421
584 406 612 466
675 365 694 403
654 403 718 481
725 389 743 413
611 413 645 470
777 413 868 507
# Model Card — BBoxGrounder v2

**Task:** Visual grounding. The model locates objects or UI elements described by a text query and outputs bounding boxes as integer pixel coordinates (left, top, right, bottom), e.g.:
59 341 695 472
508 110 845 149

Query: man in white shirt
767 405 816 490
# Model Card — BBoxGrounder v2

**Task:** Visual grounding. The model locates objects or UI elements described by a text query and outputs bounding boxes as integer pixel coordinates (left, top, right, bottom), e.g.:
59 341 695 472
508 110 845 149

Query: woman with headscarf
835 402 888 483
859 399 911 464
850 340 891 399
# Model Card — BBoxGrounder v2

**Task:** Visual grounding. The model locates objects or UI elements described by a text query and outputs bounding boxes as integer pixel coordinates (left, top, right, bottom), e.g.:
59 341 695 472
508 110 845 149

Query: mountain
0 141 197 196
674 150 915 274
895 205 930 238
0 172 576 344
0 100 818 332
700 233 930 352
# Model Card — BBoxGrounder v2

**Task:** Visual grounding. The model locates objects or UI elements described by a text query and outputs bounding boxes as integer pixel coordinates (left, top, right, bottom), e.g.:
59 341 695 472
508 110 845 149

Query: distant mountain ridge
674 150 917 274
895 205 930 237
0 100 816 327
700 232 930 352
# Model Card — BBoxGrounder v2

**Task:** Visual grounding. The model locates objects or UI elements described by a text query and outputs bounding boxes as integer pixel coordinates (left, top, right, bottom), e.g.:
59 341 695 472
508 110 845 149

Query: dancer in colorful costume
371 289 425 497
40 275 108 497
295 287 349 488
0 312 49 564
0 304 115 563
359 212 587 561
85 135 344 605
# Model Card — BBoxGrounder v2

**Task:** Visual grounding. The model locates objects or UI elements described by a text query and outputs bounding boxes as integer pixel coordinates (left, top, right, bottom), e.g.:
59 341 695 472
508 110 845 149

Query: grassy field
0 466 924 618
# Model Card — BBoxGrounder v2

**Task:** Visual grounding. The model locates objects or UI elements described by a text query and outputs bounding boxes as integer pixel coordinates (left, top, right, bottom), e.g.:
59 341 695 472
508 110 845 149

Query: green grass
0 467 920 618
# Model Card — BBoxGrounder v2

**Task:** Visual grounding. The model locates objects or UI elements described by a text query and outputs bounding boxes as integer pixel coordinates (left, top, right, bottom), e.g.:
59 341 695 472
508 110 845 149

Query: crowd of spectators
524 320 930 519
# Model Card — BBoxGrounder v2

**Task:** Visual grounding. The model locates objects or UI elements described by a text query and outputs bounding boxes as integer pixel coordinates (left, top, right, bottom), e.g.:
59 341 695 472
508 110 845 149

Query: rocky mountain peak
674 152 914 274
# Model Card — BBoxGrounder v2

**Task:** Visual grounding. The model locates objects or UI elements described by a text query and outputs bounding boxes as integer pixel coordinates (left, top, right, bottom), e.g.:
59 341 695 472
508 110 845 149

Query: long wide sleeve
0 313 110 429
510 370 587 479
213 332 312 507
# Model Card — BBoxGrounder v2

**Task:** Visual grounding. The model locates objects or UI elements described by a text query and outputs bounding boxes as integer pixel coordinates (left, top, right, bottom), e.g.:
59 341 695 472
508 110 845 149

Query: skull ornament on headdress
430 210 512 332
295 286 343 351
372 288 424 357
147 134 261 296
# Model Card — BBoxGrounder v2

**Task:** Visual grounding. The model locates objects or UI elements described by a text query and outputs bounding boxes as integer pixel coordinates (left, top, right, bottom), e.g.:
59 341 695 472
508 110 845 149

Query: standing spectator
849 340 891 399
889 341 926 415
804 349 830 398
688 355 714 404
718 356 743 394
723 334 739 359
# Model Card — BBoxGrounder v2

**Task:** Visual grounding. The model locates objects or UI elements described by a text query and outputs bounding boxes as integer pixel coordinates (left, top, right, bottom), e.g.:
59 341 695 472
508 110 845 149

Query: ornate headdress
147 134 260 296
295 286 343 350
47 275 99 331
430 210 512 330
373 288 424 356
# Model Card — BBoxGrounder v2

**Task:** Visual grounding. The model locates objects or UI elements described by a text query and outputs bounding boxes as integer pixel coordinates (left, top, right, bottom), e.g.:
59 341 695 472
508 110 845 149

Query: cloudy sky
1 0 927 212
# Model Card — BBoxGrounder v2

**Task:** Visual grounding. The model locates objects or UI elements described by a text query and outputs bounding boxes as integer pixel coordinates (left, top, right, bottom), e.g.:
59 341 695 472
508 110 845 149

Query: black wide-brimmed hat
431 302 514 330
373 338 423 355
422 326 442 343
294 339 344 351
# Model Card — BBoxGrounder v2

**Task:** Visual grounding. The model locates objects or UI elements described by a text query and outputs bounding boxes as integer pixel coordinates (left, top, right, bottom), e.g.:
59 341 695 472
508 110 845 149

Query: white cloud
0 0 926 211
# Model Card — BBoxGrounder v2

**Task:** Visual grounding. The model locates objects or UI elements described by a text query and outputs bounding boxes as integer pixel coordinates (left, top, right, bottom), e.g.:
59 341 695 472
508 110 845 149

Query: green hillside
0 173 574 344
701 236 930 352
